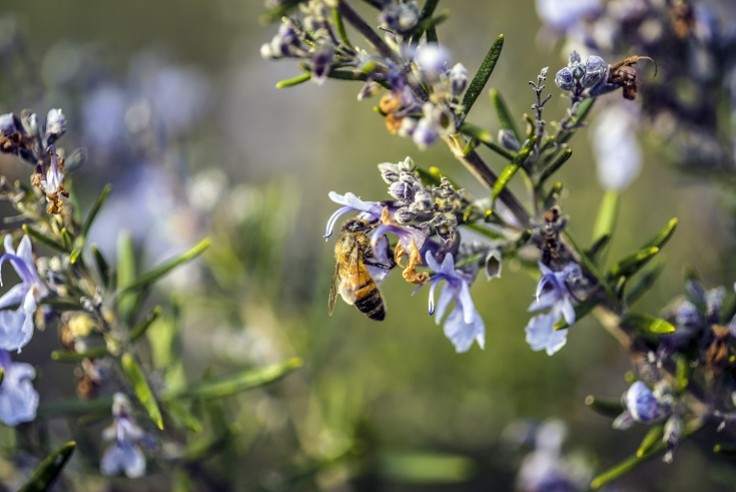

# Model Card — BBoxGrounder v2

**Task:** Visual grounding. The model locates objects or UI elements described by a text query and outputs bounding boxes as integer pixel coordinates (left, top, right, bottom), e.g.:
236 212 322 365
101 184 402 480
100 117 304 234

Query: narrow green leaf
22 225 67 253
621 313 675 335
165 399 202 433
170 357 303 400
636 425 664 457
38 396 113 419
563 231 618 302
60 228 73 250
591 419 702 489
557 98 595 145
608 247 659 279
116 232 137 322
584 395 623 418
674 354 689 392
492 163 519 201
624 262 665 306
119 238 210 295
592 190 619 242
0 368 4 385
458 122 516 161
51 347 110 362
491 136 535 201
537 148 572 185
121 353 164 430
82 184 111 239
643 217 678 249
91 244 111 287
376 450 474 484
332 9 352 48
489 88 519 141
69 247 82 265
413 12 449 41
584 234 611 263
18 441 76 492
275 72 312 88
461 34 504 115
130 306 162 343
409 0 440 44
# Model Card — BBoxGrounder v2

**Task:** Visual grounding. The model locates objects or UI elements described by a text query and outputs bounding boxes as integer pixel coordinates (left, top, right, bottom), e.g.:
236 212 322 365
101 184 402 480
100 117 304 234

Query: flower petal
525 313 568 356
443 304 485 352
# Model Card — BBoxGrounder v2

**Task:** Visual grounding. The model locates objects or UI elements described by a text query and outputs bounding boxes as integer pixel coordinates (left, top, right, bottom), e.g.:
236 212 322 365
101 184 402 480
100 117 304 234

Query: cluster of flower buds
0 109 71 214
261 1 471 150
539 0 736 166
100 393 148 478
554 51 608 101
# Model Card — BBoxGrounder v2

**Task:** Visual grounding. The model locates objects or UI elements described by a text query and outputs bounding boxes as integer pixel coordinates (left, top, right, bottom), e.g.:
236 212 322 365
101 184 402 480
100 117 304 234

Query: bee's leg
365 259 395 270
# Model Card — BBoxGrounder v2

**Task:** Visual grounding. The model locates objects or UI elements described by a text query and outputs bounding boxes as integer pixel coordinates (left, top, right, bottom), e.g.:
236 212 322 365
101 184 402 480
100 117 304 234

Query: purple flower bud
0 113 17 135
625 381 665 423
44 108 66 145
397 2 420 31
394 207 415 224
311 44 334 84
449 63 468 95
412 117 439 149
378 162 400 183
582 56 607 88
498 129 521 152
554 67 575 91
388 180 415 202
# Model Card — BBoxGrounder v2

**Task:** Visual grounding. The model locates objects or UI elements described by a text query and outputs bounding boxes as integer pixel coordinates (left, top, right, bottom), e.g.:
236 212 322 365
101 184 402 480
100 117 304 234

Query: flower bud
624 381 664 423
554 67 575 91
0 113 17 135
378 162 400 183
412 117 439 149
449 63 468 95
397 2 420 31
398 156 415 172
388 180 415 202
45 108 66 145
484 249 502 280
581 55 607 88
663 416 683 464
311 43 334 84
498 129 521 152
394 207 415 224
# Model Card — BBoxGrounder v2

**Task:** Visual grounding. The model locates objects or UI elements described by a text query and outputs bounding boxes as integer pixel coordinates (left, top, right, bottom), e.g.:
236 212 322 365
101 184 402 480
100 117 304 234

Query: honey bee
328 218 391 321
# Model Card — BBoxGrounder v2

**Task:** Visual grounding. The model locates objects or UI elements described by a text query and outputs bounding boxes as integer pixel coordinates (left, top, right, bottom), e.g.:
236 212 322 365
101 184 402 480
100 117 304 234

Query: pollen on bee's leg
401 239 429 284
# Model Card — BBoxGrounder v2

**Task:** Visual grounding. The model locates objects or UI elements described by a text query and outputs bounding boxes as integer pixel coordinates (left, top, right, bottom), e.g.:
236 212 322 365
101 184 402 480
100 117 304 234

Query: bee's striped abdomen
353 279 385 321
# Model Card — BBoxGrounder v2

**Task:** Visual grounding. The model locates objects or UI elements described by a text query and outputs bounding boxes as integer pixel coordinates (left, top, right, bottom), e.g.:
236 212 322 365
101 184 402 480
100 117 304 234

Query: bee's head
343 218 371 233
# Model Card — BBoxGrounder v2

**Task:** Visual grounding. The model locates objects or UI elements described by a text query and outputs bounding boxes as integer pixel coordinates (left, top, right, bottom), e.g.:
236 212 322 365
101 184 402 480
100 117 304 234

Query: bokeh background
1 0 736 490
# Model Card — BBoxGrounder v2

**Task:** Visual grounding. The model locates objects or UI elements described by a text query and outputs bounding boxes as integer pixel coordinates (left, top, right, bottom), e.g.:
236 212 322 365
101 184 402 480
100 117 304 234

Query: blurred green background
1 0 736 490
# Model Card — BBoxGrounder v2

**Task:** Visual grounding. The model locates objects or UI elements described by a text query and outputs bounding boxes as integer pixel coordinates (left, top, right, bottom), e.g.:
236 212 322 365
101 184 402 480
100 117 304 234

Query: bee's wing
328 260 339 316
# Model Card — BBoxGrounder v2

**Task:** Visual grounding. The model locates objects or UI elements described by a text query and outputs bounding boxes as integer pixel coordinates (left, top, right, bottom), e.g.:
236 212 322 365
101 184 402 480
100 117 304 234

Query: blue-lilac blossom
592 102 642 190
535 0 601 33
0 234 48 352
425 251 484 353
525 313 568 356
0 349 39 426
324 192 384 239
530 262 580 325
524 263 580 356
100 393 147 478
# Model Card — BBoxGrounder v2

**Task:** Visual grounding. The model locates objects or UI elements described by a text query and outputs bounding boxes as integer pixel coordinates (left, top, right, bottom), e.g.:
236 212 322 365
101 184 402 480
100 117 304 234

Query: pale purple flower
529 262 580 325
39 148 64 196
525 313 568 356
0 349 39 426
414 43 452 83
100 393 146 478
535 0 601 32
613 381 667 430
324 191 384 239
592 103 642 190
425 251 485 353
0 235 48 352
